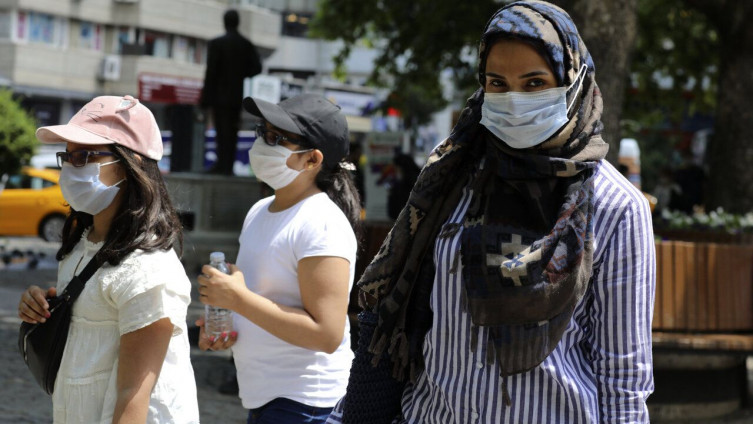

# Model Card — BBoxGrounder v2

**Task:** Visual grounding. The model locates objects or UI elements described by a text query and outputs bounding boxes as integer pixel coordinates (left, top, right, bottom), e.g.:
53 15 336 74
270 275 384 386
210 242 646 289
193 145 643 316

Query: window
29 12 55 44
281 12 312 38
5 174 32 189
0 10 11 40
39 178 55 189
5 174 53 190
115 26 145 55
15 10 27 41
173 35 189 62
115 26 129 53
15 11 67 47
144 30 171 58
194 40 206 64
78 21 102 51
171 36 205 64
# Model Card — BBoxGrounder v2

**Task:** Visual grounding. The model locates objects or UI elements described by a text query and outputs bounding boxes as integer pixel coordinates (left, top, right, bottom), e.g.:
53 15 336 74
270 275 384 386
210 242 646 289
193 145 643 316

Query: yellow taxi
0 167 68 241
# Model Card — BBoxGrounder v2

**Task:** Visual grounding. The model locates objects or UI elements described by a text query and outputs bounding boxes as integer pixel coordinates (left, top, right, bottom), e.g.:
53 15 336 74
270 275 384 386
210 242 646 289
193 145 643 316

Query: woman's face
484 39 558 94
263 122 314 171
65 142 126 187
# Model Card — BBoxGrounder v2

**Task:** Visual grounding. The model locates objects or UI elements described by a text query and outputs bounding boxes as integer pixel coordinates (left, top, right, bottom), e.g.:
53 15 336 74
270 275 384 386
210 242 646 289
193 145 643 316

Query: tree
311 0 638 160
0 89 38 181
621 0 719 192
311 1 500 130
682 1 753 213
551 0 638 164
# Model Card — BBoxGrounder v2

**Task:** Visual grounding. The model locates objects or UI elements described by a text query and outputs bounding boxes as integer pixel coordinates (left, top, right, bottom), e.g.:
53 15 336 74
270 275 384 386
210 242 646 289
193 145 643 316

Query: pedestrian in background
201 9 262 175
196 93 361 423
328 1 655 422
17 95 199 423
386 153 421 220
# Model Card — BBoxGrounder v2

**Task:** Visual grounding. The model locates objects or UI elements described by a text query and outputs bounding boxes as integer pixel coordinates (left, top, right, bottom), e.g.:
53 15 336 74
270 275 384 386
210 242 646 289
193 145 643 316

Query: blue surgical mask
59 161 124 215
481 64 587 149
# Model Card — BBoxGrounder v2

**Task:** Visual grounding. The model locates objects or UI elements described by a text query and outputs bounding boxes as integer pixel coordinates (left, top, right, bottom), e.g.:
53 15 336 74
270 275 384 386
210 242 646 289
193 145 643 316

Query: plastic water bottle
204 252 234 338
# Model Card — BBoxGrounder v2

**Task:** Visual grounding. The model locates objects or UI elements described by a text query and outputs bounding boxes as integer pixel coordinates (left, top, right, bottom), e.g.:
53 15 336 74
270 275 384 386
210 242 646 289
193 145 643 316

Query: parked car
0 167 68 241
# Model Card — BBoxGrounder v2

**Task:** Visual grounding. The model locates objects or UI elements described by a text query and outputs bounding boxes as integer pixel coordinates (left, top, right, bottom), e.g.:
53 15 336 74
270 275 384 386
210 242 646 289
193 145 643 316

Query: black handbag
18 253 103 395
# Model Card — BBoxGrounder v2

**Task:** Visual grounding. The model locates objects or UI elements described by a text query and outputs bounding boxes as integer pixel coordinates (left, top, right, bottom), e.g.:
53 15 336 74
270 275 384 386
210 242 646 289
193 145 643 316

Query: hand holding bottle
198 257 247 312
194 315 237 351
199 252 239 342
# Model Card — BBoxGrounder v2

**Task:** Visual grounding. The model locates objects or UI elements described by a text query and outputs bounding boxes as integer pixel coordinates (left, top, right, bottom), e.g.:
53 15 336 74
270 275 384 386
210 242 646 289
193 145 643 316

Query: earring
308 164 313 169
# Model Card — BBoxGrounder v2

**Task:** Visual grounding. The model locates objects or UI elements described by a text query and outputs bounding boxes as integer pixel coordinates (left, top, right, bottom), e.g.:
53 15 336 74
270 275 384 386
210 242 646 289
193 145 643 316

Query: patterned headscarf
341 2 608 421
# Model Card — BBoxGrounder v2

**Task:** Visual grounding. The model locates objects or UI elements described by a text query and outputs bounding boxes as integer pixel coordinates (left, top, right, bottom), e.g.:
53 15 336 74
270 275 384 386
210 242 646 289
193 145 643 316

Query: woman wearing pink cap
17 95 199 423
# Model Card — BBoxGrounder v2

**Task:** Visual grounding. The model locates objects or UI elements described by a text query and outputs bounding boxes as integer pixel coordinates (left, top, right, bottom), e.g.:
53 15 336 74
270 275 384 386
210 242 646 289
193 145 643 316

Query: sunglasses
255 124 309 148
56 151 115 168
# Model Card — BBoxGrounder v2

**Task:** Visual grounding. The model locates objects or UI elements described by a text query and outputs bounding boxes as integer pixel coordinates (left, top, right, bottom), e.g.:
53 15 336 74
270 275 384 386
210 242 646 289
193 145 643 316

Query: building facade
0 0 281 127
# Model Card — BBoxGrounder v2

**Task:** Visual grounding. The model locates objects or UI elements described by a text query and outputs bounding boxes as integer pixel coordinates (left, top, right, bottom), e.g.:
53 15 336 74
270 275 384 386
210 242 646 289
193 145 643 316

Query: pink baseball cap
36 95 163 160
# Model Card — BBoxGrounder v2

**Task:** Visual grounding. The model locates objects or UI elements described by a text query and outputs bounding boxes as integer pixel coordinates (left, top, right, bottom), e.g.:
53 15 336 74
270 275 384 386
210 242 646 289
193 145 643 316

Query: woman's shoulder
591 160 653 250
299 194 355 234
301 192 345 213
102 248 187 288
246 195 274 217
122 246 182 266
592 160 651 215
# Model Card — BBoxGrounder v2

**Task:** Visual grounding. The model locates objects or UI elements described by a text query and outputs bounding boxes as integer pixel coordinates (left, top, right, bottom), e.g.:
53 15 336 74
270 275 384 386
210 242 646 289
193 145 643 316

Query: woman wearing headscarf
327 1 655 423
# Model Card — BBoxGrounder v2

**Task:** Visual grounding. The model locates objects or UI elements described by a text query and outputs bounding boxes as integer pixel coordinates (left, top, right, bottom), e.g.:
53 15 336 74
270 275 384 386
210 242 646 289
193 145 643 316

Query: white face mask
480 64 587 149
59 161 124 215
248 141 312 190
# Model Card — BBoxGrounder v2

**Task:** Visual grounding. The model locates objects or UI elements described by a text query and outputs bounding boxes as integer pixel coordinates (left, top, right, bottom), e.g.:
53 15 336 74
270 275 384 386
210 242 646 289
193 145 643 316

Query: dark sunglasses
255 124 309 147
56 151 115 168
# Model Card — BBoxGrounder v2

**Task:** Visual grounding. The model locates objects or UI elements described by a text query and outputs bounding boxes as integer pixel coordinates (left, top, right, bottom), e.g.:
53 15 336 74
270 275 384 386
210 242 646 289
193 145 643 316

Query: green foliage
311 0 502 126
658 208 753 234
622 0 719 192
0 89 38 176
627 0 718 120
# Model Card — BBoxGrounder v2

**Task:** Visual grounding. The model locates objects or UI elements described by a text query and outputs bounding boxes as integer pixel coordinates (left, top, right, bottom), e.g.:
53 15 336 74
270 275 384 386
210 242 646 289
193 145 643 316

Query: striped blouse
328 159 655 423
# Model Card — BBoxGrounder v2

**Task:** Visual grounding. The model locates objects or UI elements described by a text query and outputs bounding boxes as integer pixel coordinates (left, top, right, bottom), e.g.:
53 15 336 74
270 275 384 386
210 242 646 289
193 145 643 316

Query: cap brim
36 124 115 147
242 97 302 136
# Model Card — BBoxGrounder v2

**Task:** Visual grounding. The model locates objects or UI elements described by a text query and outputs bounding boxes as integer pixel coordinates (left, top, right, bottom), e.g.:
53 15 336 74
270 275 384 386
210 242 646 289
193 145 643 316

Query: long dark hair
57 144 183 266
315 163 363 246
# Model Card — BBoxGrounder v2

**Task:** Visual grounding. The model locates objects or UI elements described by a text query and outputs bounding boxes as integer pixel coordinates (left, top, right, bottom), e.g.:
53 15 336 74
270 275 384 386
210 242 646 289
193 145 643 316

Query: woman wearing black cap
196 93 361 423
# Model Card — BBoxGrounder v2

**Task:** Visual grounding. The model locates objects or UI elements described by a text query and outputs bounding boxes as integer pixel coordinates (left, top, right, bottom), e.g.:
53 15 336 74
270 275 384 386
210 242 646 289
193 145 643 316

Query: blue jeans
247 397 333 424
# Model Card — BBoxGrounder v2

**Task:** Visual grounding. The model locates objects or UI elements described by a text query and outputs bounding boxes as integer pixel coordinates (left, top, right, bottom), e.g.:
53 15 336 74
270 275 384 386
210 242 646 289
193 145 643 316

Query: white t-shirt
52 229 199 423
232 192 357 409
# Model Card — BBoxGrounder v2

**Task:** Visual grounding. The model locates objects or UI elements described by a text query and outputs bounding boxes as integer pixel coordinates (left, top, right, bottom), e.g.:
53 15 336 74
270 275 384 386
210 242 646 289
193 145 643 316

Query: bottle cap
210 251 226 263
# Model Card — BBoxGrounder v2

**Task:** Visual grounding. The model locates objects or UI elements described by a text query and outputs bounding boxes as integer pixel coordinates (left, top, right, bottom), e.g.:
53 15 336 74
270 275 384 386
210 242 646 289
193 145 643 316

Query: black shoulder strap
60 252 104 301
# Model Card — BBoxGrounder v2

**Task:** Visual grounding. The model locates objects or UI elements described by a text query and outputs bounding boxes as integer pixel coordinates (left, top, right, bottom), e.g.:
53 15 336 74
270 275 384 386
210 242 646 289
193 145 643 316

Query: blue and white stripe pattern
328 160 655 423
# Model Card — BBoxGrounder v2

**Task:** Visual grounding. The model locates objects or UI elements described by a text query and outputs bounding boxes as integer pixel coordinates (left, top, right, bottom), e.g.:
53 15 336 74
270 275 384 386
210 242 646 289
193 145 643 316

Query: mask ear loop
96 159 126 187
100 159 120 167
291 148 313 155
565 64 589 114
287 148 316 173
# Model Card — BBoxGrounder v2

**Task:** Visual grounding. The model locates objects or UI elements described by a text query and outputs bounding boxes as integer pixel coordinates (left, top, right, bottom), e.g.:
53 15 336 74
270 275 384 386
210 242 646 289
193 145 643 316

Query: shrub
658 207 753 234
0 89 38 176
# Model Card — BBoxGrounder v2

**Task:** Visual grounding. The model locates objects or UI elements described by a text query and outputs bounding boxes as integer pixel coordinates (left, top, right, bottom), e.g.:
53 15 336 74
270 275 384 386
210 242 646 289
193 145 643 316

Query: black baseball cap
243 93 350 168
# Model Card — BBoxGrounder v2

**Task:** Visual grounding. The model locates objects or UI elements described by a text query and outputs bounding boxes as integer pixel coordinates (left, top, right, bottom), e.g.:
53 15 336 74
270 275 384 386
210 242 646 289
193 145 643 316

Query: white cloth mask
480 64 588 149
248 141 312 190
59 161 124 215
